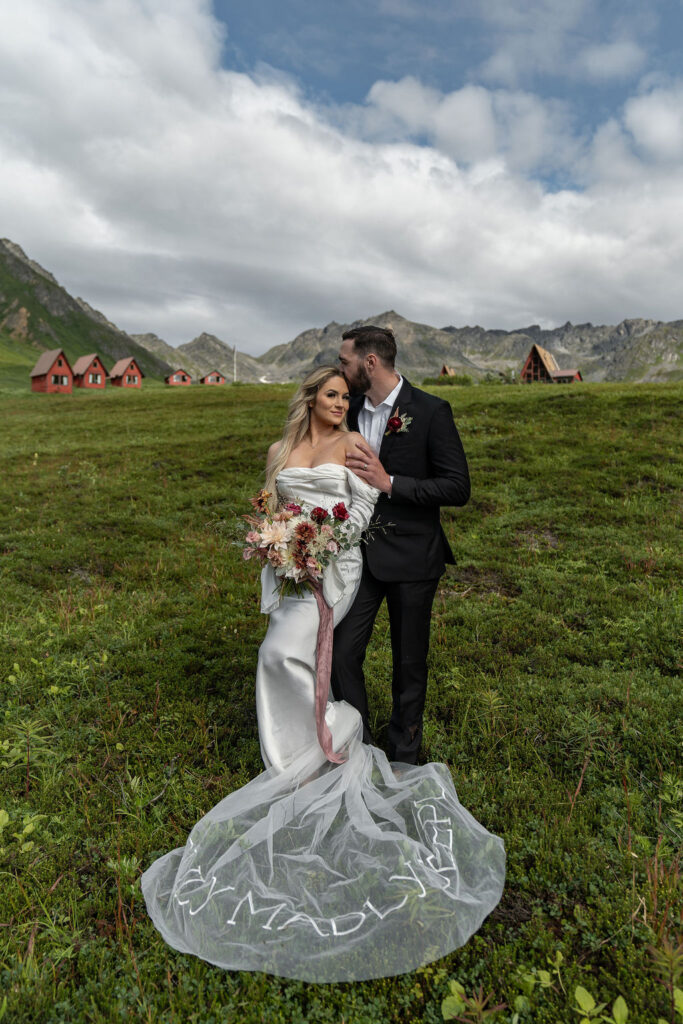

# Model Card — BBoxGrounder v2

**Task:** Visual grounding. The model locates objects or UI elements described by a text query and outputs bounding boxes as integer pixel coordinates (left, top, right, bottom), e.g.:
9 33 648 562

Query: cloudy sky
2 0 683 353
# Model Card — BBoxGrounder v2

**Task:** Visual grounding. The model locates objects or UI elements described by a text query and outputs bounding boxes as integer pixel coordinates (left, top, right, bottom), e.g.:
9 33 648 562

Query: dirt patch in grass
445 565 522 597
490 890 533 926
515 528 560 551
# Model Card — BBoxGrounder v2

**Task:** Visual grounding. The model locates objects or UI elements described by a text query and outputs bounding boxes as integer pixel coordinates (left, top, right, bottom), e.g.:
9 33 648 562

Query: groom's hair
342 326 396 368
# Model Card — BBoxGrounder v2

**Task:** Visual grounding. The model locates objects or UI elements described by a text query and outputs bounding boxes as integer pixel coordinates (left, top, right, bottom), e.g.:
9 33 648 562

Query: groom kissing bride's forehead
333 324 471 764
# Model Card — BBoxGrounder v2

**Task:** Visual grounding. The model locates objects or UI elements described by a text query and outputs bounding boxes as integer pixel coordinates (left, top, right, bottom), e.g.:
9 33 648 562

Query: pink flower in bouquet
268 551 284 568
260 520 290 550
306 556 322 578
320 523 334 537
243 547 255 560
273 509 293 522
326 540 339 553
284 502 302 514
310 506 329 524
332 502 350 521
245 531 260 545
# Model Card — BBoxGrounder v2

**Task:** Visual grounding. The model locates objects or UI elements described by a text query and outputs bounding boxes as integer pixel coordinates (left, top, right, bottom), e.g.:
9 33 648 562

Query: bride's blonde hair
265 366 349 508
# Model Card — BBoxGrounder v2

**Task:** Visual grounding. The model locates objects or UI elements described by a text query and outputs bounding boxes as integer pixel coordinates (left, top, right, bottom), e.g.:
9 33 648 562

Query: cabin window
89 373 101 384
182 375 188 382
51 374 59 385
57 358 63 366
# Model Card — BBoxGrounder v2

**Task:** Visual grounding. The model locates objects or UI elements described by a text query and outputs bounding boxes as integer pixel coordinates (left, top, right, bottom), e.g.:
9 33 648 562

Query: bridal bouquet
243 489 356 594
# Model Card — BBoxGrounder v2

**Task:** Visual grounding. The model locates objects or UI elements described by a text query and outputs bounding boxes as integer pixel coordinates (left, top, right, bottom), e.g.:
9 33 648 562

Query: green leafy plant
571 986 629 1023
442 979 506 1021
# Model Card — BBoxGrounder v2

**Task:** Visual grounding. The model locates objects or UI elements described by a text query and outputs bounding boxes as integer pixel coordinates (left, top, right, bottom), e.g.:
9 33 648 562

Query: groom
331 325 470 763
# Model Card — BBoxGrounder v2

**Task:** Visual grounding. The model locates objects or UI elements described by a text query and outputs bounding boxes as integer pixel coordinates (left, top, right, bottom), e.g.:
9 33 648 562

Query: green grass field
0 381 681 1023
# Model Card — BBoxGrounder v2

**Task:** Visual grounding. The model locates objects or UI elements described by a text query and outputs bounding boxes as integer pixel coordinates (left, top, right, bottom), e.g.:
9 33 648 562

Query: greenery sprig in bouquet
243 489 356 595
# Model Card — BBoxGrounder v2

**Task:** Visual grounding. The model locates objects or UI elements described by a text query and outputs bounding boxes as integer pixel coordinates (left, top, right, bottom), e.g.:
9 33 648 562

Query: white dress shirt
357 375 403 454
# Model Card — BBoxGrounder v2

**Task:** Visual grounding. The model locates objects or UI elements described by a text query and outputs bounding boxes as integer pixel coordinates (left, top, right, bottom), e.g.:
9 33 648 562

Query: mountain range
1 238 682 386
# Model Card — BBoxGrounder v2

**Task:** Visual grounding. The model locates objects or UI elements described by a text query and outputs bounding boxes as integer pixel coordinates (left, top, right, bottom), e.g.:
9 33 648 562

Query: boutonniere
385 407 413 436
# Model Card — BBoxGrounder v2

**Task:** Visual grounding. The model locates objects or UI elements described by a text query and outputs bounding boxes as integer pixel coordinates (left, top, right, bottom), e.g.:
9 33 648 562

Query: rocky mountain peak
75 296 127 335
0 239 59 286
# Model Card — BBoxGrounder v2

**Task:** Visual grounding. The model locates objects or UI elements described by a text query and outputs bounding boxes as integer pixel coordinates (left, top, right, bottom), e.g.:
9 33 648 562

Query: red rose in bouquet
332 502 350 521
284 502 302 514
310 507 329 524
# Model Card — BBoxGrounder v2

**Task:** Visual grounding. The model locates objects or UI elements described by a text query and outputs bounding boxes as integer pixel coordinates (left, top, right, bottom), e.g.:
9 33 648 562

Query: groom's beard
347 366 371 396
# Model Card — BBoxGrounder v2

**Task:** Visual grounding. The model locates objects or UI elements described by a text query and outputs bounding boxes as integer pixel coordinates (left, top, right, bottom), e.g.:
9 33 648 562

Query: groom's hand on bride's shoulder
346 441 392 494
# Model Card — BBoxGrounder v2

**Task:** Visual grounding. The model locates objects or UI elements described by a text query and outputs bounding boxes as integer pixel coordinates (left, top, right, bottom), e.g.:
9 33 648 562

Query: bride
141 367 505 983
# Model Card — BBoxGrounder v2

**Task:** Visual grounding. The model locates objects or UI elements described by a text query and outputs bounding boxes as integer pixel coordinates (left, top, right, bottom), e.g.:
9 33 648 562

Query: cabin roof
30 349 68 377
530 343 559 373
110 357 144 378
551 369 580 377
166 368 192 377
201 370 224 378
72 353 108 376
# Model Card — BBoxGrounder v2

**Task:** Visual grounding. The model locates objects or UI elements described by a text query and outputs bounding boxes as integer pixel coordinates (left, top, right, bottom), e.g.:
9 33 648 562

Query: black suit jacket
348 378 470 581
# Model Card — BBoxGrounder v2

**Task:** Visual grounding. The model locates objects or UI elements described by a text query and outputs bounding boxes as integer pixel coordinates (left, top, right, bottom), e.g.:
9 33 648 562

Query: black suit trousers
331 566 439 764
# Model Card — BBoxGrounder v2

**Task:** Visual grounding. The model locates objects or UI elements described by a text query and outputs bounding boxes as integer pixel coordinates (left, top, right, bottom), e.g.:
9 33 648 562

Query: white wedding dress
141 465 505 982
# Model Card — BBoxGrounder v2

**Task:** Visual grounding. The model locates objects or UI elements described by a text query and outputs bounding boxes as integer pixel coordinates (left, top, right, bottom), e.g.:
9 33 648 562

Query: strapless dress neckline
278 463 347 474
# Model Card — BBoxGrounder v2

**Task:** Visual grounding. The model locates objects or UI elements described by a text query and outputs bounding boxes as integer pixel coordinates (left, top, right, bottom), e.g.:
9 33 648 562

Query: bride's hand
346 441 392 494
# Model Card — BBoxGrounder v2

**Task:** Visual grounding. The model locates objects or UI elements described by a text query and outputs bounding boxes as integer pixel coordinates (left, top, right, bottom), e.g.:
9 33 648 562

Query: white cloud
477 0 591 85
477 0 652 89
578 40 646 81
362 78 579 174
432 86 498 164
581 79 683 179
365 77 441 135
0 0 682 353
624 82 683 161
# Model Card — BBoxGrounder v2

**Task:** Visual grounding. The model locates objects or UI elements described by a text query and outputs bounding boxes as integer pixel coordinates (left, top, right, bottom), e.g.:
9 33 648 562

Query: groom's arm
389 402 470 507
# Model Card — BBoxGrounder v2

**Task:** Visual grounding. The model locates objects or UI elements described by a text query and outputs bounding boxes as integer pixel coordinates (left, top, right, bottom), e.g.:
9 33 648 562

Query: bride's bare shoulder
266 441 282 468
344 431 364 448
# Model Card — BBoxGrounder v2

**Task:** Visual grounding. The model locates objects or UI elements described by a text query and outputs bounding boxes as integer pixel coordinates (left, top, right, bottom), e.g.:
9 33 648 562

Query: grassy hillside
0 331 37 390
0 382 680 1023
0 251 170 381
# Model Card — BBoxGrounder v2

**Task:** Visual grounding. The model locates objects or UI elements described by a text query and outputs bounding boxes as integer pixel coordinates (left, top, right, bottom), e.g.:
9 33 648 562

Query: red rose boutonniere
385 407 413 436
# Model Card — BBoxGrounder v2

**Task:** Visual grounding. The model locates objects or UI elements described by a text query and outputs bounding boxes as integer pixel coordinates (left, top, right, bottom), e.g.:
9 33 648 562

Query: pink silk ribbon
312 584 346 764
